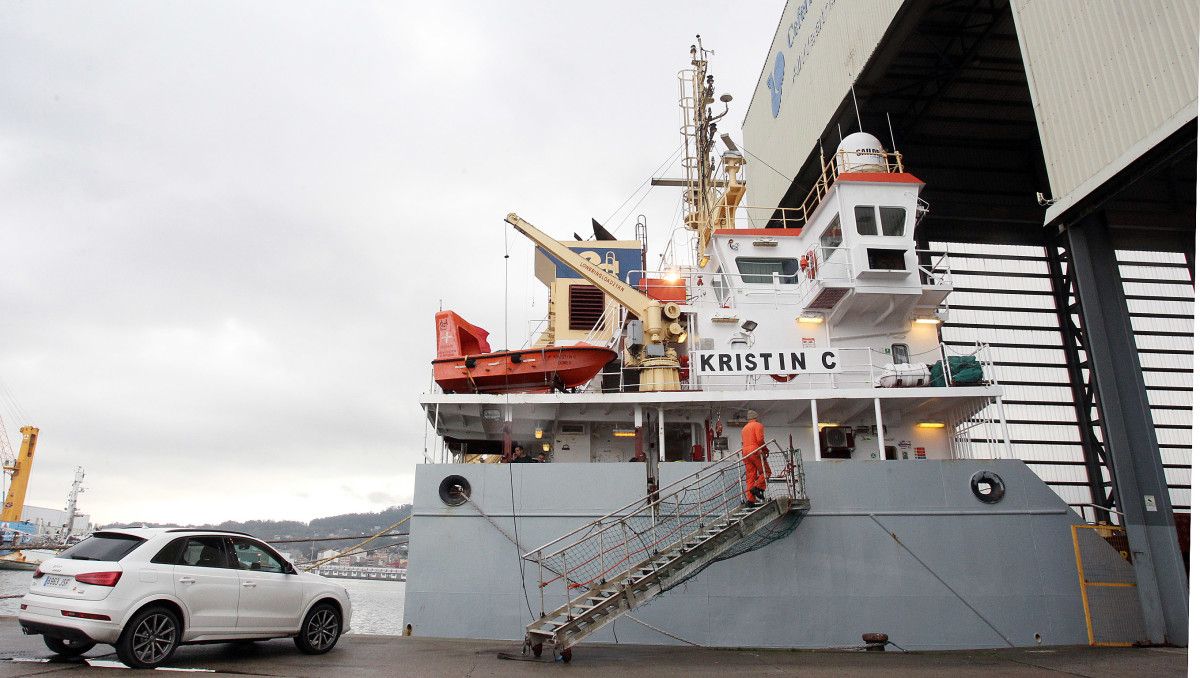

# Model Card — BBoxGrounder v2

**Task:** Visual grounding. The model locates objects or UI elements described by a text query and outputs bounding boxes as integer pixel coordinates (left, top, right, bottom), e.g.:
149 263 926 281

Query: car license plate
43 575 71 588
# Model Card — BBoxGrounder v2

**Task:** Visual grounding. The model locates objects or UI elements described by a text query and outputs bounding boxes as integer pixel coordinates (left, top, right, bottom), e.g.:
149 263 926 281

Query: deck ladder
520 440 808 660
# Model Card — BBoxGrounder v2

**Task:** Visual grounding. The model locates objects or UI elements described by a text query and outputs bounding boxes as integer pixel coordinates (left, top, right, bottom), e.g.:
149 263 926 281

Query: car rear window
58 533 146 562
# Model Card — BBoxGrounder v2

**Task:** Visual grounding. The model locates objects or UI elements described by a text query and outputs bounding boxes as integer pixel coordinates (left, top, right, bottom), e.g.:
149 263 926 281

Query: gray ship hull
403 460 1134 649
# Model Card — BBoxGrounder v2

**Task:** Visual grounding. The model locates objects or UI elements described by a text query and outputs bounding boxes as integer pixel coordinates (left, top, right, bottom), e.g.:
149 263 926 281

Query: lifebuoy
805 251 818 279
769 374 796 383
970 470 1005 504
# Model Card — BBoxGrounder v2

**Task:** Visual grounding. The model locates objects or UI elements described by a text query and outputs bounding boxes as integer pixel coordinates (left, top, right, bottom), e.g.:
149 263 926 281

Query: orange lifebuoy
770 374 796 383
804 251 818 279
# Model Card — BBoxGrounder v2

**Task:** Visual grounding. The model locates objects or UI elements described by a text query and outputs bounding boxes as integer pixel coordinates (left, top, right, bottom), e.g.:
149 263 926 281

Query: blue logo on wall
767 51 785 118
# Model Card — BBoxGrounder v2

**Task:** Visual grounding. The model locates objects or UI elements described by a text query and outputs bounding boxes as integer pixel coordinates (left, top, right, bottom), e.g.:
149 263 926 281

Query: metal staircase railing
519 440 808 661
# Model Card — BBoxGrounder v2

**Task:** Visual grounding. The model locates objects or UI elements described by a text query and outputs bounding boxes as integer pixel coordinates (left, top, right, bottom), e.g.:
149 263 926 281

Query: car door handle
178 577 196 584
241 582 257 588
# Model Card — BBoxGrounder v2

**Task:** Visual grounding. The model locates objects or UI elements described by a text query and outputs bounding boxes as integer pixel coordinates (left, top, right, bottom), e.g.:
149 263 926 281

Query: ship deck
0 619 1185 677
421 385 1002 440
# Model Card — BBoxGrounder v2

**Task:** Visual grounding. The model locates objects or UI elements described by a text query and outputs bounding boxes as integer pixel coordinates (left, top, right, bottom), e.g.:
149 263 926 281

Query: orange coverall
741 419 768 501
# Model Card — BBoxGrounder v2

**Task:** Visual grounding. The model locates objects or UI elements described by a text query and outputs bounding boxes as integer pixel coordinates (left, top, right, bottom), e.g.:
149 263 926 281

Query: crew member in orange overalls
741 410 767 506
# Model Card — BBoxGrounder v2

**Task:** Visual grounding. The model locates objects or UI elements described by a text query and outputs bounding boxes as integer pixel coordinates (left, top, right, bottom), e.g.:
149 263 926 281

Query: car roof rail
163 528 254 537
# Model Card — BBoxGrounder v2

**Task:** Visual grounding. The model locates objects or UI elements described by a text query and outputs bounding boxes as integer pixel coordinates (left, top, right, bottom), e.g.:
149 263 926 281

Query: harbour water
0 568 406 636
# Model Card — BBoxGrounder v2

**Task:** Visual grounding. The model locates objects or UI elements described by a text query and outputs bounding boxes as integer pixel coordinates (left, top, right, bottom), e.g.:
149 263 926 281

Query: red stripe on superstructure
713 228 803 236
836 172 924 185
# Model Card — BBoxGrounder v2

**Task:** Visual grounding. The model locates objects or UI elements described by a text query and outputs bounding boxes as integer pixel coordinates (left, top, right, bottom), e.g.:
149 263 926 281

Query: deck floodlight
796 314 824 325
917 422 946 429
740 320 758 333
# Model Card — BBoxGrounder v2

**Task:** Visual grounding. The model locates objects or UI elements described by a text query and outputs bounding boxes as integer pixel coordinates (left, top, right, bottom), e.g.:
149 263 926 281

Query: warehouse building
741 0 1194 647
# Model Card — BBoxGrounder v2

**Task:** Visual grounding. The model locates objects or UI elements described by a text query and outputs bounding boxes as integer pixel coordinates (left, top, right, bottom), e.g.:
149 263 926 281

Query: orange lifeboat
432 311 616 394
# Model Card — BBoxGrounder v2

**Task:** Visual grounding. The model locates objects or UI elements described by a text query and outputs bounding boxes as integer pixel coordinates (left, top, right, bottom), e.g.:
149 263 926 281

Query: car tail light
61 610 111 621
75 571 122 587
32 567 43 579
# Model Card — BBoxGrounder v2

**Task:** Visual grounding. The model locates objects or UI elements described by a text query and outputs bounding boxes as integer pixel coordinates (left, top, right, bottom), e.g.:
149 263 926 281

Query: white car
17 528 352 669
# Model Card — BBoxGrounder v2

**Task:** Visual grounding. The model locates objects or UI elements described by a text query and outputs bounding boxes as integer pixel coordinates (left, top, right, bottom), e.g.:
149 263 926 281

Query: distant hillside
103 504 412 542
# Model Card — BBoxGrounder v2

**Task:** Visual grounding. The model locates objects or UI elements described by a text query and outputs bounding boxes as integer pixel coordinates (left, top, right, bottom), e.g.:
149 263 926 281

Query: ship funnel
835 132 887 173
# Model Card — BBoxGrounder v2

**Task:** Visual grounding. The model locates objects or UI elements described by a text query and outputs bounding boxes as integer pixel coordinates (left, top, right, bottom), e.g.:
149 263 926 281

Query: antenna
886 112 897 151
850 86 863 132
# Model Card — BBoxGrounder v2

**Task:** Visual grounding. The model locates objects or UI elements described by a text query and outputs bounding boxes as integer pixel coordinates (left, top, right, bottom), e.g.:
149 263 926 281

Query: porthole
970 470 1005 504
438 475 471 506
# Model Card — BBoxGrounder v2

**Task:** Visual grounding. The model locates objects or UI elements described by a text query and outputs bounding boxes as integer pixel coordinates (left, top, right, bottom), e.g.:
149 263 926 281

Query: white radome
834 131 887 173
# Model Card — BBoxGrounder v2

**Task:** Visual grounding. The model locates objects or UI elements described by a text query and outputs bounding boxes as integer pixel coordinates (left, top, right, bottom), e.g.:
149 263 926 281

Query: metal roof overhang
767 0 1195 254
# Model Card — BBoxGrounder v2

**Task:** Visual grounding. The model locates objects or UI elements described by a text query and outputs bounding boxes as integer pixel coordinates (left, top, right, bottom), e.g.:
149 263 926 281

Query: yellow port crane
1 426 40 523
505 213 686 391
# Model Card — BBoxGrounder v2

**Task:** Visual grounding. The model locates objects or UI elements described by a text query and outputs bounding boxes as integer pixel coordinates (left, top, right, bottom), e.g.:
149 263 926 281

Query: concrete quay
0 618 1186 677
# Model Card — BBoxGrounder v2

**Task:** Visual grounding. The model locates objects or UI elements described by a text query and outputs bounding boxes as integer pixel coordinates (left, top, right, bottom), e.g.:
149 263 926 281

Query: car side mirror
284 564 298 575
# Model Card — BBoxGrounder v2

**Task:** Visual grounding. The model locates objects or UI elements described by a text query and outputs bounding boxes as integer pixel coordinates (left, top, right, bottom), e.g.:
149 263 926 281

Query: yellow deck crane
1 426 40 523
505 213 686 391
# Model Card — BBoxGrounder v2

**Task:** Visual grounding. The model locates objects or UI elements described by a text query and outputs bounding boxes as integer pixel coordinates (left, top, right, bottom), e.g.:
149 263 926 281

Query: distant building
21 505 91 538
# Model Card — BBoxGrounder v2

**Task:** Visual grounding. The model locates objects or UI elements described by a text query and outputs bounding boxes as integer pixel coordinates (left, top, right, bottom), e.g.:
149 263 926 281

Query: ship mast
61 466 85 539
678 36 745 268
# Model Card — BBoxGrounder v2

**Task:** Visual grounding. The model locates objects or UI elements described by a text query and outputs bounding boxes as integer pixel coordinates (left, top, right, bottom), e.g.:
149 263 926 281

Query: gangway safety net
521 439 806 618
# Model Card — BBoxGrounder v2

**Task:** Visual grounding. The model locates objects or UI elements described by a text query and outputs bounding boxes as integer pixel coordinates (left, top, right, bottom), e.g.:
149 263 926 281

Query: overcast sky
0 1 784 524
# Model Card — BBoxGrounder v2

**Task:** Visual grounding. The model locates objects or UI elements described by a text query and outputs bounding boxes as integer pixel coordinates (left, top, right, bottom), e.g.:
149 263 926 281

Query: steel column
1045 239 1114 519
1065 210 1188 646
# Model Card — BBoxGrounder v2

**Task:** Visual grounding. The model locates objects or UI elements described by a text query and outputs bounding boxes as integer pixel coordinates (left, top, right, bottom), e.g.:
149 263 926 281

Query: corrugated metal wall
1011 0 1199 214
937 242 1192 514
742 0 904 210
1118 250 1193 511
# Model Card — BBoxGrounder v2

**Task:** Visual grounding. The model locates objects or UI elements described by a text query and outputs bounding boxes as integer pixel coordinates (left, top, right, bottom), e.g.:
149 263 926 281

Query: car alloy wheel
295 603 341 654
117 607 180 669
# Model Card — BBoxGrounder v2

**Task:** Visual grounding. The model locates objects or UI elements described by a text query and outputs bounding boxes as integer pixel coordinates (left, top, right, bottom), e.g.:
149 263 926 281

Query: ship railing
521 439 804 620
794 148 906 231
628 251 854 309
581 299 621 346
630 242 954 310
916 248 952 287
683 342 995 391
520 318 551 350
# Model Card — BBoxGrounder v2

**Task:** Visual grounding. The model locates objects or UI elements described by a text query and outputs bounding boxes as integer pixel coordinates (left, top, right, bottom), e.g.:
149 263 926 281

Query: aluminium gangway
520 440 808 662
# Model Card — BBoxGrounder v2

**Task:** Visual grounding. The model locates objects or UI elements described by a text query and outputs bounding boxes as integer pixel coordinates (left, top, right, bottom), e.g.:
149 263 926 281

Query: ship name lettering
745 353 757 370
699 354 715 372
821 351 837 369
718 354 733 371
791 352 806 370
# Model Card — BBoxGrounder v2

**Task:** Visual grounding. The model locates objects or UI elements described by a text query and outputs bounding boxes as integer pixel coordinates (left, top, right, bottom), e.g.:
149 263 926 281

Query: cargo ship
401 41 1139 660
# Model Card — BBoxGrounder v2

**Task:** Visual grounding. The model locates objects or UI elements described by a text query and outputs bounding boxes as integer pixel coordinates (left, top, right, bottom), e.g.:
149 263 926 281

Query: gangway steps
524 496 807 655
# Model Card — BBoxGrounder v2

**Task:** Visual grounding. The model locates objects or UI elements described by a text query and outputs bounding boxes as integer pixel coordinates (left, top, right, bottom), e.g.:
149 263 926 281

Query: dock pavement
0 617 1187 677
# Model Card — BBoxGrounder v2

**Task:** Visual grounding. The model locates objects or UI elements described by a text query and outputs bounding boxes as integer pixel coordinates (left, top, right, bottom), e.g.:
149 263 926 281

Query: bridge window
855 205 878 235
880 207 906 236
819 216 842 260
735 257 799 284
712 267 729 303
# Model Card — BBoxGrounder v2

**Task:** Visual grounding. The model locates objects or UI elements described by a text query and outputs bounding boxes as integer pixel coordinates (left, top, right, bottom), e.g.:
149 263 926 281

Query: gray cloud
0 1 781 523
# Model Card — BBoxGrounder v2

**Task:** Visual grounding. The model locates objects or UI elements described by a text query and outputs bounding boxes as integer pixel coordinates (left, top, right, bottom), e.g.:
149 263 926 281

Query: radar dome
835 132 887 173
